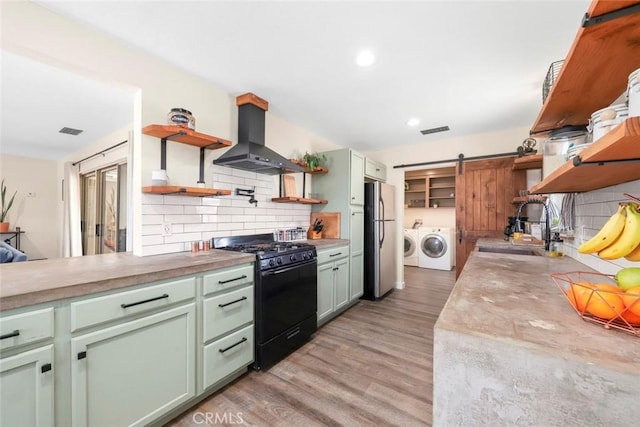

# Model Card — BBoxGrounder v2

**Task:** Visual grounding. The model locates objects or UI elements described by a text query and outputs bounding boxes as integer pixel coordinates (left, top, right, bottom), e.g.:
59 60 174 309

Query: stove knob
308 251 314 258
290 254 296 261
277 258 283 265
302 253 307 260
269 259 275 267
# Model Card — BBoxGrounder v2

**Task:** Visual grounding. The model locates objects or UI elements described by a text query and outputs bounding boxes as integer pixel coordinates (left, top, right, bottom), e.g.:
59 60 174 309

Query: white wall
0 154 58 259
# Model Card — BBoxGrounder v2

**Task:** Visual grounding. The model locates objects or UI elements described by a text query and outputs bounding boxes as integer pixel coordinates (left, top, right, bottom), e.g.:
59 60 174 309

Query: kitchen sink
477 246 543 256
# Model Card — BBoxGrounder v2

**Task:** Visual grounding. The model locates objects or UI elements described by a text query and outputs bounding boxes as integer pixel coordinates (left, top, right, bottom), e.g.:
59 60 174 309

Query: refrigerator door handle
379 194 385 247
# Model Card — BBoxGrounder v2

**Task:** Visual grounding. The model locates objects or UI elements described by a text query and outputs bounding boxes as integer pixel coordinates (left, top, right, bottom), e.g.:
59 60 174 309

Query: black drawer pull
218 275 247 284
41 363 52 373
329 252 342 257
218 337 247 354
120 293 169 309
218 296 248 308
77 351 87 360
0 330 19 340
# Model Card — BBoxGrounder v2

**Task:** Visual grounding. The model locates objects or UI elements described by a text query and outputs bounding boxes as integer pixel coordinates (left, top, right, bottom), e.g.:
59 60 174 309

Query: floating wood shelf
512 154 542 170
283 159 329 175
271 197 328 205
530 1 640 134
142 125 231 149
143 186 231 197
529 117 640 194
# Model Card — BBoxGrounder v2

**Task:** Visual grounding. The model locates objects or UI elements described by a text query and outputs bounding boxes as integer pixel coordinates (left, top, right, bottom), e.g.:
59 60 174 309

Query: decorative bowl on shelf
551 271 640 337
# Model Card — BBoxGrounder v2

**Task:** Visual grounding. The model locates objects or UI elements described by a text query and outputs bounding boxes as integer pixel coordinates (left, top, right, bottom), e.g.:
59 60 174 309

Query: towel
0 241 27 262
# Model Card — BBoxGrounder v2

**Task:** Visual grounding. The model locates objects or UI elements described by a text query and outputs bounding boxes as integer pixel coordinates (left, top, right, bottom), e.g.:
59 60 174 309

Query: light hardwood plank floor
168 266 456 427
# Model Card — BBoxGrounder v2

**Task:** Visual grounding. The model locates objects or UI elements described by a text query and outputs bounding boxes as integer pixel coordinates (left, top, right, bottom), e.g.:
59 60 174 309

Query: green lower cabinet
0 345 54 427
349 252 364 301
317 246 351 327
70 304 196 427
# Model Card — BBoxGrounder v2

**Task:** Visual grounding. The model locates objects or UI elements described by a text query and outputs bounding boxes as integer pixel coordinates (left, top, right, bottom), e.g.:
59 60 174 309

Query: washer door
422 234 447 258
404 234 416 257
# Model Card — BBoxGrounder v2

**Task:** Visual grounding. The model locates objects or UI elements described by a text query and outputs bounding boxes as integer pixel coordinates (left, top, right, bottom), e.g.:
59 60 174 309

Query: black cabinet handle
0 330 19 340
218 296 247 308
120 294 169 309
218 275 247 284
41 363 52 373
329 252 342 257
333 267 338 271
77 351 87 360
218 337 247 354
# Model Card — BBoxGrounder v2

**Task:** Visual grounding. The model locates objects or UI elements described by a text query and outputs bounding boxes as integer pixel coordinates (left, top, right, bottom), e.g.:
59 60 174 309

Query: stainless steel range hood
213 93 304 175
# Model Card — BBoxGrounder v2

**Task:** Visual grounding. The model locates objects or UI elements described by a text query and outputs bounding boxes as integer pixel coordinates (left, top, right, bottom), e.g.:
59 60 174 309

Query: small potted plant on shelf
0 179 17 232
300 152 327 171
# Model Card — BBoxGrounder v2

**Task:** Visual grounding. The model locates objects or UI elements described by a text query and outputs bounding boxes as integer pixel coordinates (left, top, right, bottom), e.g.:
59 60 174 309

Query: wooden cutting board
283 175 296 197
310 212 340 239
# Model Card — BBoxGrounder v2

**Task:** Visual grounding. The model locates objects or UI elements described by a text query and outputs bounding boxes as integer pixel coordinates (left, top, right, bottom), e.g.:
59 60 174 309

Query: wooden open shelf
287 159 329 175
143 186 232 197
272 197 328 205
512 154 542 170
529 117 640 194
530 1 640 134
142 125 231 149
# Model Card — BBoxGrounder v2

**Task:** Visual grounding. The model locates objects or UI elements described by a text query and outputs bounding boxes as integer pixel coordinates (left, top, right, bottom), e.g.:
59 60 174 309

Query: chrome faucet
516 199 551 251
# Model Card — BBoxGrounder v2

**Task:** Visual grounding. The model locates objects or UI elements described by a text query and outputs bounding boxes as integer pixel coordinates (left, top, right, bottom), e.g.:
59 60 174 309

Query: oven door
256 259 317 344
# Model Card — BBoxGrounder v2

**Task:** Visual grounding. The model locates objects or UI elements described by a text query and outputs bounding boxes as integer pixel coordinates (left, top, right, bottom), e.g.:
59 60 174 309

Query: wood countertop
0 250 255 311
436 238 640 374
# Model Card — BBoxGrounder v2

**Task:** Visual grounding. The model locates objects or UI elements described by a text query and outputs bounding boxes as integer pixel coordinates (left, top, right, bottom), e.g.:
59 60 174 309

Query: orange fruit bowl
551 271 640 337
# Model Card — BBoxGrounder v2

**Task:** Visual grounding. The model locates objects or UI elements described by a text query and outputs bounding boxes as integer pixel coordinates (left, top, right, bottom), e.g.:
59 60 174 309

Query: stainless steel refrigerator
363 181 397 300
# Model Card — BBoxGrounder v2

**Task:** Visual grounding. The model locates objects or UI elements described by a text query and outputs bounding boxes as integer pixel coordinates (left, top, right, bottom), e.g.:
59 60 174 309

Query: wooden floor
168 266 456 427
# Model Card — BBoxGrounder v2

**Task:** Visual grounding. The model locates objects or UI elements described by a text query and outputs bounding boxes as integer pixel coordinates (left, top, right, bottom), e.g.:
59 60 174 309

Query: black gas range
213 234 318 370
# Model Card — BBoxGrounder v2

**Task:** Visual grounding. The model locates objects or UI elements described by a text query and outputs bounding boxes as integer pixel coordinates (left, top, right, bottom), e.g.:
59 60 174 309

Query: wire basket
551 271 640 337
543 60 564 103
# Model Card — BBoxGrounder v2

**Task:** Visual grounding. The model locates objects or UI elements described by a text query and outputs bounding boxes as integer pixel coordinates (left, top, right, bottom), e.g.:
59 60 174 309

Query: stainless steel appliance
213 234 317 370
363 182 397 299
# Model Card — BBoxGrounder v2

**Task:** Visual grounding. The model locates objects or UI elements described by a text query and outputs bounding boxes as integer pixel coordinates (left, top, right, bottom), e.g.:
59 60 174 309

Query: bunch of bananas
578 202 640 261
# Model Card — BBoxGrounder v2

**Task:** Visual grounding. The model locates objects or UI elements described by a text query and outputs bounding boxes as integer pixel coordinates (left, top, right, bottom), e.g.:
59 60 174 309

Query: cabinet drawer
202 325 253 390
203 264 254 296
0 308 54 351
70 277 196 332
365 158 386 181
317 246 350 265
203 285 254 343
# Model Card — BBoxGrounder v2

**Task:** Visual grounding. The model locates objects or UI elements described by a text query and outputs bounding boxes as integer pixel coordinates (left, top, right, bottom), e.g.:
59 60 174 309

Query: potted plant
0 179 17 232
301 152 327 171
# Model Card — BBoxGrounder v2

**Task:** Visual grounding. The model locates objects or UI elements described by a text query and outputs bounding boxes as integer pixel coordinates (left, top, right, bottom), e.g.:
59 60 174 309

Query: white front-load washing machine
418 227 454 271
404 228 419 266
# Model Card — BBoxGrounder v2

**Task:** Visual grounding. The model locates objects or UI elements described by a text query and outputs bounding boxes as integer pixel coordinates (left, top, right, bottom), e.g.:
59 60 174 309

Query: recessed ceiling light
407 118 420 127
356 49 375 67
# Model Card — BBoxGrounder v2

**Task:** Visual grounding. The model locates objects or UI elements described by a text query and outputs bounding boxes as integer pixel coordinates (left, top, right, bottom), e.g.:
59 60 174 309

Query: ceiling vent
59 127 83 136
420 126 450 135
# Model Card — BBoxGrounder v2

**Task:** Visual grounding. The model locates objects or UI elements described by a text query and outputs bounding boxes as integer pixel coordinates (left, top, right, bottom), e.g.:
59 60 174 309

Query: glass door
81 163 127 255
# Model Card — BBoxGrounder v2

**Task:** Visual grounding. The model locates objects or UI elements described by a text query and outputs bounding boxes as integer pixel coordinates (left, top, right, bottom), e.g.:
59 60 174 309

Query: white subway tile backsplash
141 166 313 256
184 205 218 215
141 204 184 215
142 214 164 225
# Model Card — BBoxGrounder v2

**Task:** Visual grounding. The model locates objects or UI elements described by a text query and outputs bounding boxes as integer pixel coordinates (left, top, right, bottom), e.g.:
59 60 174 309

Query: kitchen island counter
0 250 255 310
434 238 640 425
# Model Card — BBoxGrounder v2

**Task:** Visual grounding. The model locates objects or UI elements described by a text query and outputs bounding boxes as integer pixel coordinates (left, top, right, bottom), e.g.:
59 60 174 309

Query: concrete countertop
436 237 640 373
0 250 255 311
0 239 350 311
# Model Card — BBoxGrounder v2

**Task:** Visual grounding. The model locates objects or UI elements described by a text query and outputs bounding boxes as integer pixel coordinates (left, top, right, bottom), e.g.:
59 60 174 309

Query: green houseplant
301 152 327 170
0 179 17 232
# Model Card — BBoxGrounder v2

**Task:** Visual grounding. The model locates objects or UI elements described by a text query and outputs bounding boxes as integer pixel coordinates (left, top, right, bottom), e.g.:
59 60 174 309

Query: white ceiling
21 1 591 155
1 50 134 160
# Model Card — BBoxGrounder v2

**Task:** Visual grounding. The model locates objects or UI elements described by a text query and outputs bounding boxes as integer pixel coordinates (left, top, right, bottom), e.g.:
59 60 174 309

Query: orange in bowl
575 283 625 320
621 287 640 317
619 308 640 326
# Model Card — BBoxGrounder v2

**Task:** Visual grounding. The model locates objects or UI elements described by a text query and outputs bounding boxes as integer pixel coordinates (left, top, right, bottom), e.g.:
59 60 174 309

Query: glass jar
167 108 195 130
549 232 564 257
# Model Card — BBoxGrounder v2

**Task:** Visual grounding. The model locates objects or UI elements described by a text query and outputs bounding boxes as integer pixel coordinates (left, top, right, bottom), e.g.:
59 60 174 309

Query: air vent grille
420 126 450 135
59 127 83 135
